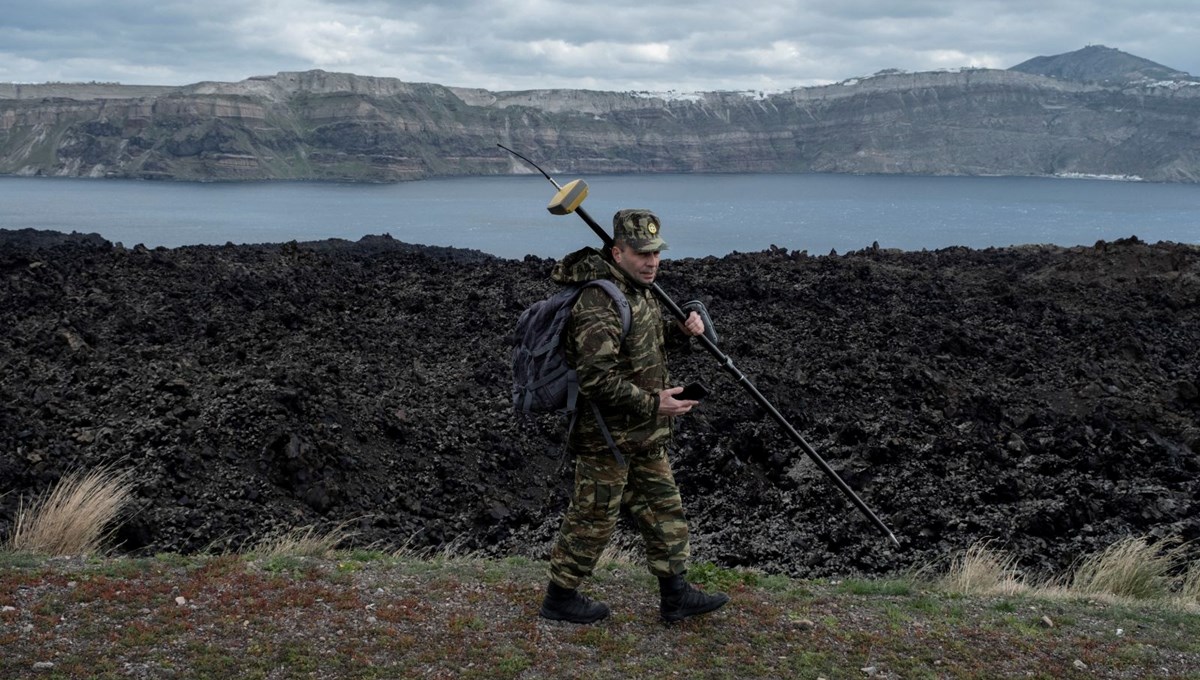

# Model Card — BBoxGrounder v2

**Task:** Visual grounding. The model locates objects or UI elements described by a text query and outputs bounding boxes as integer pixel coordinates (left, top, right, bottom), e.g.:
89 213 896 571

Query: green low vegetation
2 549 1198 679
2 469 1197 678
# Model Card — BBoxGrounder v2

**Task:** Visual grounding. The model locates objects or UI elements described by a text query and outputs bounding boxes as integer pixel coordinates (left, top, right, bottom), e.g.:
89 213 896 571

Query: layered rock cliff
2 48 1198 182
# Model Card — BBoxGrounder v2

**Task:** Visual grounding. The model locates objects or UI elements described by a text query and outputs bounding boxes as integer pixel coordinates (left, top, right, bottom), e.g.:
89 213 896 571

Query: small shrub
1071 535 1181 600
991 599 1019 613
0 551 43 568
6 467 135 556
941 539 1027 596
345 549 388 562
260 555 304 574
688 562 760 591
496 651 531 676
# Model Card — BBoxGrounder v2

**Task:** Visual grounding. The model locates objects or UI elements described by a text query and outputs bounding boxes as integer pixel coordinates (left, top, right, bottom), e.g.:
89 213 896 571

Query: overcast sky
3 1 1198 92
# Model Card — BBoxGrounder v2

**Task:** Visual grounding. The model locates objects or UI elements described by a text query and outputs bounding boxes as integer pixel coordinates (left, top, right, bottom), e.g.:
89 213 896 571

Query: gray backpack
512 279 631 464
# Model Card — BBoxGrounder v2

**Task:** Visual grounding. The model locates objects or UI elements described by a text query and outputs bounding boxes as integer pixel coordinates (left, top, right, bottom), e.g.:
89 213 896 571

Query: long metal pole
500 145 900 546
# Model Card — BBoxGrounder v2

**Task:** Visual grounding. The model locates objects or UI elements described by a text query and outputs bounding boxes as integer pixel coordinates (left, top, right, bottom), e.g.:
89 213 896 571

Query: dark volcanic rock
2 229 1198 579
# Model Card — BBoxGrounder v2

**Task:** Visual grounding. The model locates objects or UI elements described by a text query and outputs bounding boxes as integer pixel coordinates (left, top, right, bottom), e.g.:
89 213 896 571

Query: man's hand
677 311 704 337
658 386 698 416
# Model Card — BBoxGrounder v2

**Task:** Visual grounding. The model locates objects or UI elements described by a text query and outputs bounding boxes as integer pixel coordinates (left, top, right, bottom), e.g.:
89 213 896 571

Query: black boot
659 574 729 623
539 582 610 624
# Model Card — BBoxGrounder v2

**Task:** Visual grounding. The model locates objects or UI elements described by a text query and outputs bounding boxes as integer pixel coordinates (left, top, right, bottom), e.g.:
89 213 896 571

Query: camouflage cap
612 209 669 253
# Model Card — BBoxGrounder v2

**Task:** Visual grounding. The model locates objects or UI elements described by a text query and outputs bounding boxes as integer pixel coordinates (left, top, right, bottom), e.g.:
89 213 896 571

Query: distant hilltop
1010 44 1197 86
1 46 1198 183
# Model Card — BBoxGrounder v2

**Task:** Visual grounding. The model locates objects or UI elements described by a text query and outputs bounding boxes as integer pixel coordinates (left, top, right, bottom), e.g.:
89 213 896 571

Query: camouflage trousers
549 439 691 589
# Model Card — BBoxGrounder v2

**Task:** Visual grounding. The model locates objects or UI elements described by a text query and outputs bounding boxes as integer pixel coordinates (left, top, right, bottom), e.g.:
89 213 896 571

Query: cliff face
2 64 1198 183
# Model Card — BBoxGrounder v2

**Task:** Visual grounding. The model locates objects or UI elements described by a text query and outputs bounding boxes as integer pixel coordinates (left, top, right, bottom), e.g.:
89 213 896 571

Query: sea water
1 173 1196 259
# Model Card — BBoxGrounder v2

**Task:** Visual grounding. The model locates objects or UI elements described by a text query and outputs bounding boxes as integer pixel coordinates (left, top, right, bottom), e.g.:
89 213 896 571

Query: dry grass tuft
390 532 429 560
389 532 483 561
941 539 1028 596
6 467 135 556
433 534 483 561
1070 535 1181 600
251 520 358 558
598 529 642 568
1180 562 1200 604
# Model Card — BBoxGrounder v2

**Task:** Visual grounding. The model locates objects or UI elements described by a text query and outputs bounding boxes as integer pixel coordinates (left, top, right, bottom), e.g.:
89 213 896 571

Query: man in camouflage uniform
539 208 730 624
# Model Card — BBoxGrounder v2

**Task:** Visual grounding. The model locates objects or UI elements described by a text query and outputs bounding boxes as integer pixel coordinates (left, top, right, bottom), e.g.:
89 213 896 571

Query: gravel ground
3 553 1199 679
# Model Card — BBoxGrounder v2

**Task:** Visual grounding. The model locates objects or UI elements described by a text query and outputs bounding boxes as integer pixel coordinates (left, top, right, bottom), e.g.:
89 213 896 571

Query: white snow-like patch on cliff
629 89 786 102
1054 172 1145 182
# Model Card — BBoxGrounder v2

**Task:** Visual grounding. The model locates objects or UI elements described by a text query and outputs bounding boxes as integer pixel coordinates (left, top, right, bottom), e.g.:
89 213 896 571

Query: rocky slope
2 47 1199 183
2 229 1197 579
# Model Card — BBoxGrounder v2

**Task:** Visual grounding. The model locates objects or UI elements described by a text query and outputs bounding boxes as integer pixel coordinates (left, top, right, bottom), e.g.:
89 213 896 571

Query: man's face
612 242 661 285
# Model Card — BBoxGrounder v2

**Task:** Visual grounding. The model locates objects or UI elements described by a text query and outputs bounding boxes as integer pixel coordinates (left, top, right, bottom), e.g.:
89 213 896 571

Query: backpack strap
559 370 625 469
590 400 627 468
582 279 632 345
562 367 582 448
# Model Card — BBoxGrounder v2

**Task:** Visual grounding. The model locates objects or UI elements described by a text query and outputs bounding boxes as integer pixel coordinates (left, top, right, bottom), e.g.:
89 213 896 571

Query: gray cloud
2 0 1197 90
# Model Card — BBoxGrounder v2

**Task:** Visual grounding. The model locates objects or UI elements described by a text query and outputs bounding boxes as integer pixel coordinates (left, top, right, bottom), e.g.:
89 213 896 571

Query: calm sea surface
1 174 1196 259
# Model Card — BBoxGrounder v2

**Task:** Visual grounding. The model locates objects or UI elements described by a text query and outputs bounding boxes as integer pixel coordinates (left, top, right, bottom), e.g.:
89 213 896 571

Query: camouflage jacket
551 247 684 450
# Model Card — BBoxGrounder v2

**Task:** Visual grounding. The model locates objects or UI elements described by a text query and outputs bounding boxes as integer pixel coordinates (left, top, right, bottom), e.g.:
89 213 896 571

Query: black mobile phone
677 381 710 401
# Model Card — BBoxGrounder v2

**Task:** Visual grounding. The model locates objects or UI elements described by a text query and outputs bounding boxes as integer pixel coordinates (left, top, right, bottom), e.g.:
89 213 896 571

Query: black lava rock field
2 228 1198 579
